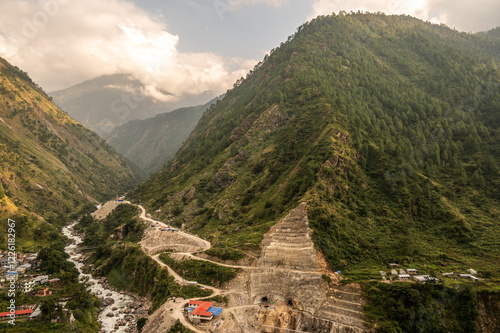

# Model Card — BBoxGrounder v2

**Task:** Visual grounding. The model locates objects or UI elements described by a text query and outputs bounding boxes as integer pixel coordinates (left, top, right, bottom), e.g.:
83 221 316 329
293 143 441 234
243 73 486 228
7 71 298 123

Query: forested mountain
130 13 500 278
0 58 141 248
107 97 220 176
49 74 214 137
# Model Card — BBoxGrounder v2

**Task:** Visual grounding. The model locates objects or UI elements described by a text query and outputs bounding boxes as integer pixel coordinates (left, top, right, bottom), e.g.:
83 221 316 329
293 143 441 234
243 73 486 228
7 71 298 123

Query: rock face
250 202 371 333
250 202 325 313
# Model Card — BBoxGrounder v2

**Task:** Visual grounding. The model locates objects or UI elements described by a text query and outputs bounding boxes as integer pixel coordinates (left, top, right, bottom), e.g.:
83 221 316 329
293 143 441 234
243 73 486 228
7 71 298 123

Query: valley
90 199 369 333
1 9 500 333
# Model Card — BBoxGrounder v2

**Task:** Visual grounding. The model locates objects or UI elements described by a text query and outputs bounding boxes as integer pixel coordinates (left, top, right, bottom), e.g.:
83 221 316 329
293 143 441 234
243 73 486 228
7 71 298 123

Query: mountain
0 58 141 247
130 13 500 279
49 73 214 137
106 97 221 176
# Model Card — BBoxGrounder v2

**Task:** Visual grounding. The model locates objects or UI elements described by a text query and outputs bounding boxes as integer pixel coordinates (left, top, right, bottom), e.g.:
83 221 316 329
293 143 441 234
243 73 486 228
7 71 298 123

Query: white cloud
309 0 500 32
0 0 255 99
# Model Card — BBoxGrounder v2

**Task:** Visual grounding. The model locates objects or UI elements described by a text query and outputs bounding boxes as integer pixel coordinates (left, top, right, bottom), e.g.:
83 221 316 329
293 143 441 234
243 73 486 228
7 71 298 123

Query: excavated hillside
249 202 370 333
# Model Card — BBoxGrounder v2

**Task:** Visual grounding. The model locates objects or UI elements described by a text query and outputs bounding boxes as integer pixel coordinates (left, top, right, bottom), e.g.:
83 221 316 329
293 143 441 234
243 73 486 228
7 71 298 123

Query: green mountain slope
0 58 141 248
106 97 220 176
130 13 500 277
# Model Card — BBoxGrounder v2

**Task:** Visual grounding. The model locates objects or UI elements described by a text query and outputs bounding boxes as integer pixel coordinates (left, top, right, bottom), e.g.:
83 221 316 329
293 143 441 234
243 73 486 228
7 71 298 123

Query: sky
0 0 499 103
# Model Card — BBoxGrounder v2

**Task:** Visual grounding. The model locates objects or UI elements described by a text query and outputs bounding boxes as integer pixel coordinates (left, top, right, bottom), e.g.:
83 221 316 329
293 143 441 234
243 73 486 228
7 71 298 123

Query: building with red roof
186 300 223 321
0 309 33 321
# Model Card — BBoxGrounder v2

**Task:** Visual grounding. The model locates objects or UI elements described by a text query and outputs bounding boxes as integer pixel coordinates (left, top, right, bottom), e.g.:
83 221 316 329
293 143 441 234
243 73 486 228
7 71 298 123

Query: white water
63 222 135 332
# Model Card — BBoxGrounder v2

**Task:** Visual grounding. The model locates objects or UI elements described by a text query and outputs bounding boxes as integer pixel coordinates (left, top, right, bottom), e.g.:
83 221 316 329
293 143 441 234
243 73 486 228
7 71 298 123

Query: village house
413 275 436 283
186 300 223 321
34 275 49 285
459 274 480 282
34 287 52 297
0 309 33 321
398 274 411 281
406 269 418 275
17 279 36 293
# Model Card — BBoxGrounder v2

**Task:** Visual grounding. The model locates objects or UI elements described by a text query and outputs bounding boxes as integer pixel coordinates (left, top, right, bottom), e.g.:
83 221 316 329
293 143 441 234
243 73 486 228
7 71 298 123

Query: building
34 287 52 297
442 272 454 276
459 274 480 282
17 279 36 293
4 271 18 282
29 306 41 320
389 263 400 268
48 278 60 284
467 268 478 275
0 309 33 321
34 275 49 285
186 300 223 321
407 269 418 275
399 269 407 275
390 269 398 275
379 271 386 277
413 275 436 283
0 256 10 267
398 274 411 281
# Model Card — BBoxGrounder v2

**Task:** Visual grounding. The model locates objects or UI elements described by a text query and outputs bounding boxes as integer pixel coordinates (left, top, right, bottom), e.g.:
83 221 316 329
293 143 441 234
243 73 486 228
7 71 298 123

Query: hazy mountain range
49 73 215 137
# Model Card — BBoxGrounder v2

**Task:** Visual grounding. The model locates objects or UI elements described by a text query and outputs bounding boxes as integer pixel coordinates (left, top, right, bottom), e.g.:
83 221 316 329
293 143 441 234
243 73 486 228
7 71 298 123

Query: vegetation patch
204 247 245 261
159 253 239 287
363 282 479 333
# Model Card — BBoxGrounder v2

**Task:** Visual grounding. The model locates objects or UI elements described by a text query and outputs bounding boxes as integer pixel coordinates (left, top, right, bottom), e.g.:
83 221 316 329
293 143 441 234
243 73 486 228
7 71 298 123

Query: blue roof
208 307 223 316
185 307 194 313
5 271 18 275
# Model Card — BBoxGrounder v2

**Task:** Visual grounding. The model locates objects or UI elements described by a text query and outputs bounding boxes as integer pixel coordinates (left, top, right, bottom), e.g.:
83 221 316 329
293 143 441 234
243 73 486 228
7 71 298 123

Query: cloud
0 0 254 99
229 0 289 9
309 0 500 32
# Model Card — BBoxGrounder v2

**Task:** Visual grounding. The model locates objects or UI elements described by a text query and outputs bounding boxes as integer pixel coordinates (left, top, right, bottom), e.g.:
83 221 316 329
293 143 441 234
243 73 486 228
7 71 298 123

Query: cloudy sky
0 0 499 102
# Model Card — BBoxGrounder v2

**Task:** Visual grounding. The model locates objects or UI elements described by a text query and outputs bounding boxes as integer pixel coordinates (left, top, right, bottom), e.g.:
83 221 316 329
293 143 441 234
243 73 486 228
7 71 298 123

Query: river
62 222 136 332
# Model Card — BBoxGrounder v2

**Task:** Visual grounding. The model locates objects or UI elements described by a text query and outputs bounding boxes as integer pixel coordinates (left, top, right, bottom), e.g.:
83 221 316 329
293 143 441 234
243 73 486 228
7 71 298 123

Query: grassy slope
0 58 141 248
129 14 500 279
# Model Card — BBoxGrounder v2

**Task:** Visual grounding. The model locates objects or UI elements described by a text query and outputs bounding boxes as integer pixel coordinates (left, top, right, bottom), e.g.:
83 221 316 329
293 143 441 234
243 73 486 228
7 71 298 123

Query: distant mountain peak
49 73 215 138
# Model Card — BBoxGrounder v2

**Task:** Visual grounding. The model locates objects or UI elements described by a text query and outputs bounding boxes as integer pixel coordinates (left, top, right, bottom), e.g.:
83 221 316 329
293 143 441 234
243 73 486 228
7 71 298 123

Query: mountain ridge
0 58 141 248
106 97 221 176
130 13 500 277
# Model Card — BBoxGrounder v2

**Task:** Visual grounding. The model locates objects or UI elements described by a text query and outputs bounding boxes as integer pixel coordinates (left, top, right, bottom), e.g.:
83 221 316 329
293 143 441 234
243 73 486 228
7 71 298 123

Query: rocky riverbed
63 222 149 332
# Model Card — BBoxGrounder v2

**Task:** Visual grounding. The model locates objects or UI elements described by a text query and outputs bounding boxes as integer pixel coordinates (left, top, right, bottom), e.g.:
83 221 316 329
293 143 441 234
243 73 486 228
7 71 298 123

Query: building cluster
0 252 60 295
381 264 481 283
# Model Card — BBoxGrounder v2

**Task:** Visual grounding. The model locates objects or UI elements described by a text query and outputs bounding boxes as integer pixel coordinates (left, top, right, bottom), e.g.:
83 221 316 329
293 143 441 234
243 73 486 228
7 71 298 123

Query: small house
389 263 400 268
399 269 407 275
34 287 52 297
34 275 49 285
390 269 398 275
459 274 479 281
398 274 411 281
467 268 477 275
407 269 418 275
379 271 386 277
413 275 436 283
